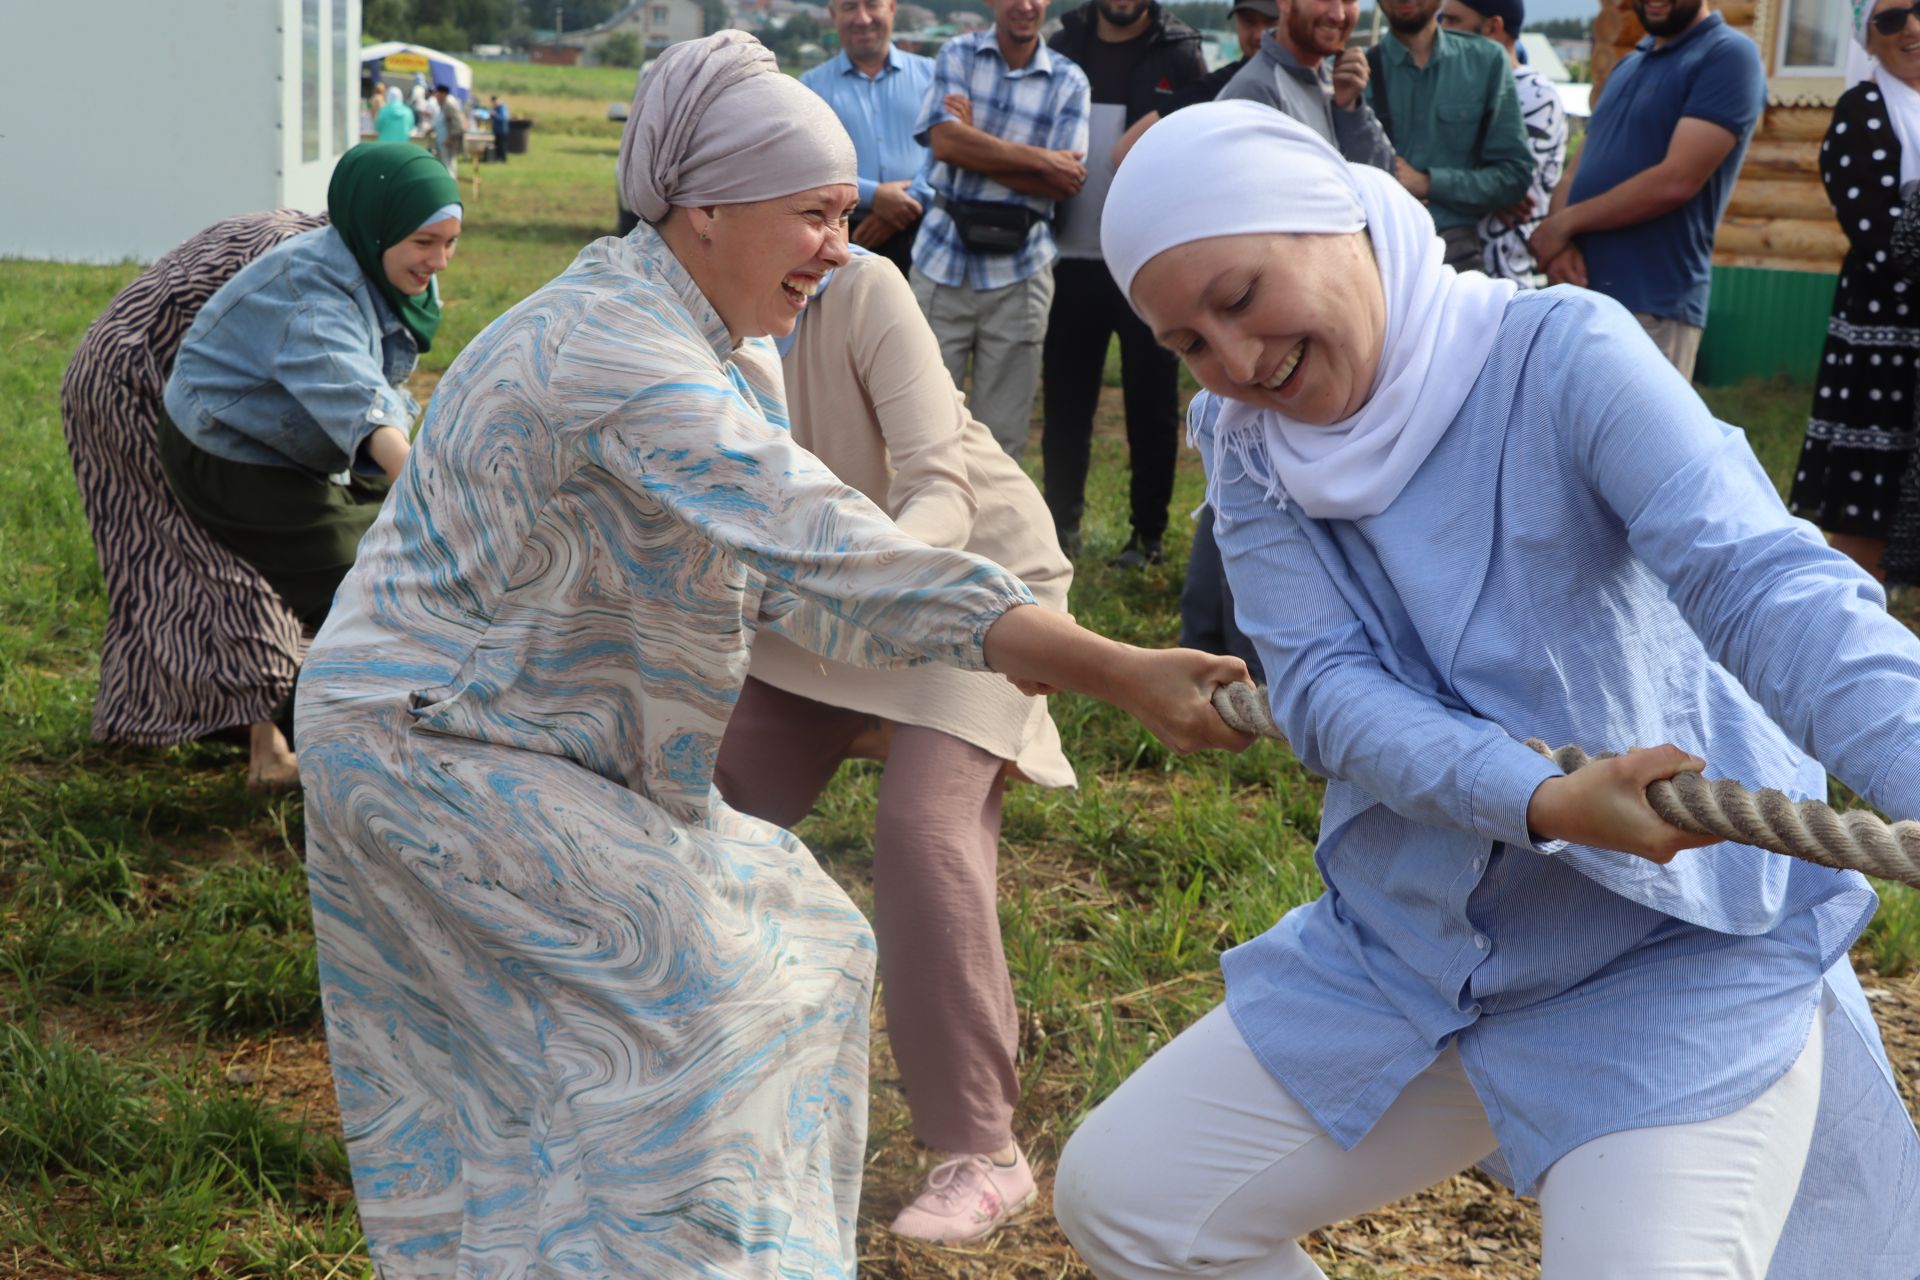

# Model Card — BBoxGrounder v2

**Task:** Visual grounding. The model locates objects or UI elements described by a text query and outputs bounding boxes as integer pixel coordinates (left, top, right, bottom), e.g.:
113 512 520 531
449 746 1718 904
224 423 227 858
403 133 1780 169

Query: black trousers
1041 256 1181 545
853 214 921 277
1179 506 1265 683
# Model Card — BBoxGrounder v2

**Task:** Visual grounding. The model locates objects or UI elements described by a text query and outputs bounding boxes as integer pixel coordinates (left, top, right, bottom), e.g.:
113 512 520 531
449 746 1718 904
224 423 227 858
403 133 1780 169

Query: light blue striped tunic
1205 287 1920 1272
294 224 1033 1278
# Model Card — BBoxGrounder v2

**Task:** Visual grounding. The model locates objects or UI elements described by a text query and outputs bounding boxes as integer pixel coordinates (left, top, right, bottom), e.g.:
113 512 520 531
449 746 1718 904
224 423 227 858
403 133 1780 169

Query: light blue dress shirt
1203 287 1920 1272
800 45 936 213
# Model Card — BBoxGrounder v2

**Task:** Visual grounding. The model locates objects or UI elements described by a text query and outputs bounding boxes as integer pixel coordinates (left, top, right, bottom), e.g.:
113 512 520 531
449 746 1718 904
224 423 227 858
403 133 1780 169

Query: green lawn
0 67 1913 1280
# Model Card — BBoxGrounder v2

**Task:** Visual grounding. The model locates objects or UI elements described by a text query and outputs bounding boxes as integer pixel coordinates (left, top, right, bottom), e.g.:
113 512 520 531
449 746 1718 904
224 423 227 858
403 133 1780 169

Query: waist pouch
938 196 1043 254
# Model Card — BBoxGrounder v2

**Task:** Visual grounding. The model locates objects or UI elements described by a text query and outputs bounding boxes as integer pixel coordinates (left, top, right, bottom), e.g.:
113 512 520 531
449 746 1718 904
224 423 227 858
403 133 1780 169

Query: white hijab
1101 102 1517 521
1853 0 1920 187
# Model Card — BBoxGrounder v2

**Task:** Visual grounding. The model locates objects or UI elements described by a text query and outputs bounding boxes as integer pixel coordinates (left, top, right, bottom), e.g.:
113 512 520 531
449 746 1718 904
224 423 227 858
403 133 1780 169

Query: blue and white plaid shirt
910 30 1091 291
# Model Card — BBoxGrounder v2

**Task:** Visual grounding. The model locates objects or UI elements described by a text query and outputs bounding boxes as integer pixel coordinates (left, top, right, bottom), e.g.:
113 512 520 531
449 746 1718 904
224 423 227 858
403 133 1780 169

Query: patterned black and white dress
1788 81 1919 539
60 211 324 745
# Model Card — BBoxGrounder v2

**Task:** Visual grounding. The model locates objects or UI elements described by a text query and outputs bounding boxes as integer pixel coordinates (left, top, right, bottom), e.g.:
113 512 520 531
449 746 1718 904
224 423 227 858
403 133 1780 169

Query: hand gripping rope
1209 682 1920 890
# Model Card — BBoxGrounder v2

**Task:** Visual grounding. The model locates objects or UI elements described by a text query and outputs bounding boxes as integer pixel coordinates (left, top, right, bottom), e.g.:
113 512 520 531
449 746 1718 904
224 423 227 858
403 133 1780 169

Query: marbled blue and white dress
295 225 1034 1278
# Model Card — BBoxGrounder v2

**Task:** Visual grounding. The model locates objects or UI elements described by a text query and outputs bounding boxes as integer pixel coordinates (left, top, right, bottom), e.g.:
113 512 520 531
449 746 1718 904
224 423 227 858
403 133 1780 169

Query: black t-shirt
1074 28 1154 104
1054 27 1164 258
1165 57 1246 113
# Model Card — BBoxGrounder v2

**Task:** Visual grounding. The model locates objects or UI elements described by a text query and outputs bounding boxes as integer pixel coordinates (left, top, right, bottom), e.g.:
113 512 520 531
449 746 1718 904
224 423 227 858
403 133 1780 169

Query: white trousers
1055 1000 1826 1279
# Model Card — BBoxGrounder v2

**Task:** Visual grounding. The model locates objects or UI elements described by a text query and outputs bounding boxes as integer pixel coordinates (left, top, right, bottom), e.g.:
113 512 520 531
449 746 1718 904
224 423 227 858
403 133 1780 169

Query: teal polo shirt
1366 28 1532 230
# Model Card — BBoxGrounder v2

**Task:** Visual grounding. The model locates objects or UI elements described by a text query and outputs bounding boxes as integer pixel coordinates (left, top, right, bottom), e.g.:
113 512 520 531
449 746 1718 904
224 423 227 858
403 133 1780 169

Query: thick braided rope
1210 683 1920 889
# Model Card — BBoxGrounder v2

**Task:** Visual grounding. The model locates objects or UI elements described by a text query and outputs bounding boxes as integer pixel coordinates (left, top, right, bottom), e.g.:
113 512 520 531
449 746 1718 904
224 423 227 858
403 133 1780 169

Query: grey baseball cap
1231 0 1281 17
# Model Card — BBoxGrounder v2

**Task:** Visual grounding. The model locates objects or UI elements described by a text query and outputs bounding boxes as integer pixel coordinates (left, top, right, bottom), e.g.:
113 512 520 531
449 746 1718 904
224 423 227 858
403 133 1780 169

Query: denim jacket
164 225 420 478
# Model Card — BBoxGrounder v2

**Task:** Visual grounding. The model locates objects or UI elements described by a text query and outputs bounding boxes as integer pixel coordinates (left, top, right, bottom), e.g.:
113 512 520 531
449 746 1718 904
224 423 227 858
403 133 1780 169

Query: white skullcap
1101 101 1366 303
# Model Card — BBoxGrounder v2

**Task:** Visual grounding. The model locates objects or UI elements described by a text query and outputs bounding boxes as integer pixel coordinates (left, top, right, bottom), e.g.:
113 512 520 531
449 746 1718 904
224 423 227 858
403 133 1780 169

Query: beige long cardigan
748 255 1076 788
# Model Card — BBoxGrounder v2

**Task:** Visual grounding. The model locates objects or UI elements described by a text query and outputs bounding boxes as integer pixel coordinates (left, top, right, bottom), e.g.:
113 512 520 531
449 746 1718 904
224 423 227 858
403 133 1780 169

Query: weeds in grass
1865 881 1920 977
4 850 319 1032
0 1011 349 1275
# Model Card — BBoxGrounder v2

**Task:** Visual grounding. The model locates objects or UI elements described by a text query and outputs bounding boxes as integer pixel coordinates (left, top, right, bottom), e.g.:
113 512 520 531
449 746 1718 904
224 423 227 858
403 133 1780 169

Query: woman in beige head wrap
292 30 1249 1280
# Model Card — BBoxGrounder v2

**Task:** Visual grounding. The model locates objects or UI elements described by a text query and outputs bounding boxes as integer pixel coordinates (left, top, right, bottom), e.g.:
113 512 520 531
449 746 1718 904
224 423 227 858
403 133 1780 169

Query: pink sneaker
888 1149 1038 1244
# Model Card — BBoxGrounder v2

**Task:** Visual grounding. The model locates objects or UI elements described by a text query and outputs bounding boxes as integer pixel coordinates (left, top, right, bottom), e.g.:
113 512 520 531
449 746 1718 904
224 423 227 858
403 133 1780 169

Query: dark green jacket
1365 29 1530 230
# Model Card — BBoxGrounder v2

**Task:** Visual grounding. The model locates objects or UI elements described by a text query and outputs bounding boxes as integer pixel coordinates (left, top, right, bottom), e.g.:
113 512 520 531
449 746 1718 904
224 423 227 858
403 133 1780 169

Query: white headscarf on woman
1102 102 1518 521
1852 0 1920 189
618 30 856 224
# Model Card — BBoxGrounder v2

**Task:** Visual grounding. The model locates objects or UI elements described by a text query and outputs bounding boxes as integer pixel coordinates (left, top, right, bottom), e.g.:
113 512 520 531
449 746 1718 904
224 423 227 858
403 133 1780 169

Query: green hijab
327 142 462 352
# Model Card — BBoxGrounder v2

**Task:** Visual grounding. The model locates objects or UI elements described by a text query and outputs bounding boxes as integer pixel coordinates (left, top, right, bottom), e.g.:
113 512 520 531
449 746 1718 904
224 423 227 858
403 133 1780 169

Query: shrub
599 30 643 66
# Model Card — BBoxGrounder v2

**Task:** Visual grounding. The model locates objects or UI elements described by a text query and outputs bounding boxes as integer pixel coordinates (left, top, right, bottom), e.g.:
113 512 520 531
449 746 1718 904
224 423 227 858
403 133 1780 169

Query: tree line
364 0 629 51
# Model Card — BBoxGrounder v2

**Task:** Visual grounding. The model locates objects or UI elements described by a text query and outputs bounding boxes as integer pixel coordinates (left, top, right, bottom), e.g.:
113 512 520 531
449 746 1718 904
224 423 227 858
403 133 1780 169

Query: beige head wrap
617 30 857 224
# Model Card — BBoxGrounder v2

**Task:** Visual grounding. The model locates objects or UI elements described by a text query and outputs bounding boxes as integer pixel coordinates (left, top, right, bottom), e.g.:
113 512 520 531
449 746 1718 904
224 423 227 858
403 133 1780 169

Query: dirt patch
214 1031 343 1133
0 1240 111 1280
1865 969 1920 1118
405 369 443 402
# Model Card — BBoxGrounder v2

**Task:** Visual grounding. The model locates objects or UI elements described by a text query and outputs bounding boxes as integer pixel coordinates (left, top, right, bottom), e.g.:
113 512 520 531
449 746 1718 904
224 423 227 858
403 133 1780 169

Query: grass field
1 66 1916 1279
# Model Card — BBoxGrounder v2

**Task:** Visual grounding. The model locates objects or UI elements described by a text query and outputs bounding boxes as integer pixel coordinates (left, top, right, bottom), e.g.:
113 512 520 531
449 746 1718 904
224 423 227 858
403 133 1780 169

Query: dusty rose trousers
713 676 1019 1155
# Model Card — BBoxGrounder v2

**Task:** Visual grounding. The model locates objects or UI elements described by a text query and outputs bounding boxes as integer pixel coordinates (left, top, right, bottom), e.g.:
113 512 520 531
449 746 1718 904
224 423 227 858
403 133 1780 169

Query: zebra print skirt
60 211 325 746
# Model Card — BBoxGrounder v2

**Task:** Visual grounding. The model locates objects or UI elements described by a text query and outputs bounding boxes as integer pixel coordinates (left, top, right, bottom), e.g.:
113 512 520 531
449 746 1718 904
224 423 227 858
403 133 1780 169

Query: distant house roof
544 0 701 47
587 1 653 35
1517 32 1572 83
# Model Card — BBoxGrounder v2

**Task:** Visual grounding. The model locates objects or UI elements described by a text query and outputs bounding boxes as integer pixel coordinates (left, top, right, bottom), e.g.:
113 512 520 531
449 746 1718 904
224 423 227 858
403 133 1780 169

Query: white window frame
1774 0 1850 78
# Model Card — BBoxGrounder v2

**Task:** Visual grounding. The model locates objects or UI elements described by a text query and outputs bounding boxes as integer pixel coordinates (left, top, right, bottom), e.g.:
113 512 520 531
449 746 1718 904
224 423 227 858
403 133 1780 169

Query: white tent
361 42 474 101
1555 82 1595 118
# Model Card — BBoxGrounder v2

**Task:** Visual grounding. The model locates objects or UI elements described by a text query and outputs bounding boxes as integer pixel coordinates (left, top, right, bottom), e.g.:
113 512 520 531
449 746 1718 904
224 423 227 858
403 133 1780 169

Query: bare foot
247 721 300 792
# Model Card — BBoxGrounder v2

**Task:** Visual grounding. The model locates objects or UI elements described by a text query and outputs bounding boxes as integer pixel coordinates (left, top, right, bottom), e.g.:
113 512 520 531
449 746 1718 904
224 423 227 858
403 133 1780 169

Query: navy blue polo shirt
1569 13 1764 326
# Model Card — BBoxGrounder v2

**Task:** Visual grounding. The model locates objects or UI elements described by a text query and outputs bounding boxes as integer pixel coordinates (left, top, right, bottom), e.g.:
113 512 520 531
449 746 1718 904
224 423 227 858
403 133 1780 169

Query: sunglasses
1872 3 1920 36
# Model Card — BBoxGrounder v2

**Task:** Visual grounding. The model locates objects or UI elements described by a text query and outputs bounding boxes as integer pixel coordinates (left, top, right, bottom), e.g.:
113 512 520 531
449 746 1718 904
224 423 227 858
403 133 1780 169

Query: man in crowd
1528 0 1763 378
489 94 511 164
1042 0 1208 565
1438 0 1566 282
1219 0 1393 166
1368 0 1532 268
1111 0 1285 163
911 0 1091 458
431 84 465 178
802 0 936 273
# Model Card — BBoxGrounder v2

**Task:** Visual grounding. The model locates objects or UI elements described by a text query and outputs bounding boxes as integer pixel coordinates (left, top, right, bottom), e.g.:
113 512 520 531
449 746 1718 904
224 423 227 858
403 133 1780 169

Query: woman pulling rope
1052 103 1920 1279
